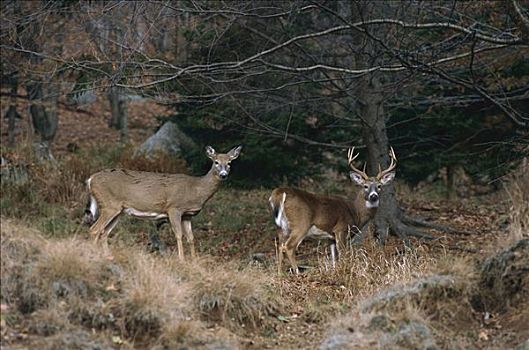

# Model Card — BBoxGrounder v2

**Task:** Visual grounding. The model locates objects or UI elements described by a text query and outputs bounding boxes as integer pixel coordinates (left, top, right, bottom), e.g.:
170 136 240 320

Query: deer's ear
350 172 365 186
228 145 242 160
380 172 395 186
205 146 216 159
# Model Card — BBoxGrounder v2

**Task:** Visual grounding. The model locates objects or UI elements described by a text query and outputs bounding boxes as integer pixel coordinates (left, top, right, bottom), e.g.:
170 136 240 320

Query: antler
348 147 369 180
376 147 397 180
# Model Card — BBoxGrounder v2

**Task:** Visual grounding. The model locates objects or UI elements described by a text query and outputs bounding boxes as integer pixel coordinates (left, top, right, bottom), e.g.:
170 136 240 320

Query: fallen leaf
112 335 124 344
277 315 289 323
105 284 118 291
478 330 489 341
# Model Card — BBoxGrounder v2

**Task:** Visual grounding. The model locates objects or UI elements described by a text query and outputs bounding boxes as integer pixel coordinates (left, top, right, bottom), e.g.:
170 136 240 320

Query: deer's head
206 145 242 181
348 147 397 209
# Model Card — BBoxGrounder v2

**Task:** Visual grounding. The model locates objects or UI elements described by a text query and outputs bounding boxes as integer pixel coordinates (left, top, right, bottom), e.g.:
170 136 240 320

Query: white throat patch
365 200 379 208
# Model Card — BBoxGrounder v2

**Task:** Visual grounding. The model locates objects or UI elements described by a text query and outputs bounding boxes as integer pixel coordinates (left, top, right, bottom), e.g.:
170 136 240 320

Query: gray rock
360 274 460 313
477 239 529 312
390 321 438 350
320 332 357 350
515 339 529 350
320 314 439 350
55 330 111 350
135 121 196 159
0 156 29 184
71 90 97 105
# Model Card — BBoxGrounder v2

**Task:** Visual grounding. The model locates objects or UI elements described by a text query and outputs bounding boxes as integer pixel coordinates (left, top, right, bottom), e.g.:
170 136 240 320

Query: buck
84 145 242 260
269 147 397 273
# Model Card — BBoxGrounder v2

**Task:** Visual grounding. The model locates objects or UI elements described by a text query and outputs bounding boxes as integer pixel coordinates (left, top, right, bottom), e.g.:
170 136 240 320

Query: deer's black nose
219 173 228 180
369 193 379 202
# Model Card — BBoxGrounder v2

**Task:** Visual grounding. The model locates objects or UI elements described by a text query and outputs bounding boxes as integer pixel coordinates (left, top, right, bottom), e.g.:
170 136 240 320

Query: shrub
0 220 243 348
117 147 188 174
181 258 281 330
313 243 437 300
503 156 529 240
115 252 192 342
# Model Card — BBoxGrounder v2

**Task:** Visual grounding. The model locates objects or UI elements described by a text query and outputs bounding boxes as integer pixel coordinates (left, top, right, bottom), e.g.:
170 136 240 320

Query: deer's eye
377 184 382 189
214 161 220 165
364 185 369 189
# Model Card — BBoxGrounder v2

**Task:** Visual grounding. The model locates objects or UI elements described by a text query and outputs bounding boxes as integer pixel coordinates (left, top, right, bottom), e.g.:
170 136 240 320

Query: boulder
360 274 464 313
135 122 196 159
321 274 468 350
320 312 439 350
476 239 529 312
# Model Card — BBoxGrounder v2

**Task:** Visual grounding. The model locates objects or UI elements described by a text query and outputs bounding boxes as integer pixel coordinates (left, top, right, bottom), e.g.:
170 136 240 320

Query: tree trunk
26 81 58 162
6 74 19 147
108 86 121 129
446 165 457 200
356 73 409 246
119 95 129 144
175 1 189 64
27 82 58 143
358 74 435 246
107 86 129 143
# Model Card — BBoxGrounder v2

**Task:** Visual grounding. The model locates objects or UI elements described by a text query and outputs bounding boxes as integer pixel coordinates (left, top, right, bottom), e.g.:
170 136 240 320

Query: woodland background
1 1 528 349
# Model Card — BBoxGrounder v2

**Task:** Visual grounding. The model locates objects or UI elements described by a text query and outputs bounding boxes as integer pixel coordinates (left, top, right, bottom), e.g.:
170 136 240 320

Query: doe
85 145 242 260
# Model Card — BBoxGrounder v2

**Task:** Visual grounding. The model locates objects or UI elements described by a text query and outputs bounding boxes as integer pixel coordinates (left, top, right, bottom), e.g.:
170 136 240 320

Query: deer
84 145 242 260
269 146 397 274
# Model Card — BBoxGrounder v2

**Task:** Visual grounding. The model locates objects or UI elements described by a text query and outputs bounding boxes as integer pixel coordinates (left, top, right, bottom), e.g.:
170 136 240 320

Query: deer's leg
168 209 185 261
182 219 195 259
334 229 348 262
100 211 122 244
351 224 367 245
277 228 287 275
284 224 310 274
330 242 337 269
89 207 122 244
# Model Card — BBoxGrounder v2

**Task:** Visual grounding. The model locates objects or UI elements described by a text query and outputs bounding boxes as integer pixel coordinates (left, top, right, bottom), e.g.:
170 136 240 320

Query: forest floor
1 99 528 349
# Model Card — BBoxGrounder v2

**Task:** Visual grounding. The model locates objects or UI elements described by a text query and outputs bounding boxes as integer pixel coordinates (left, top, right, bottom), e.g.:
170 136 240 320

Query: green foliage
507 59 529 77
388 106 524 183
167 103 338 187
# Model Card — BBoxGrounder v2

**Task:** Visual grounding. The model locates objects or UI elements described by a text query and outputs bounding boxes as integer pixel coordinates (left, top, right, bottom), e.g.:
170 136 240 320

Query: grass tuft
504 157 529 240
116 252 192 342
0 221 245 348
117 147 188 174
314 243 437 300
181 257 281 330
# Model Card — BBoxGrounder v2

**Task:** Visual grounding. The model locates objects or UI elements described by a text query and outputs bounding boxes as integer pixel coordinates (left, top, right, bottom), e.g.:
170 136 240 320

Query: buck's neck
351 190 378 226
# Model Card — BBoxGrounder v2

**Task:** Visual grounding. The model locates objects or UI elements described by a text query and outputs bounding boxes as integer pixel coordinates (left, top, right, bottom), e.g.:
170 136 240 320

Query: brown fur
270 186 377 273
87 146 241 260
270 147 397 273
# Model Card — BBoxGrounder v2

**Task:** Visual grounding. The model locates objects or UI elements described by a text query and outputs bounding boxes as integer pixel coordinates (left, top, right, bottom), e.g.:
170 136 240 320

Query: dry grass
117 147 188 174
32 156 92 206
113 251 192 342
1 144 187 218
180 257 281 330
314 243 438 301
503 157 529 240
1 220 115 315
0 219 284 348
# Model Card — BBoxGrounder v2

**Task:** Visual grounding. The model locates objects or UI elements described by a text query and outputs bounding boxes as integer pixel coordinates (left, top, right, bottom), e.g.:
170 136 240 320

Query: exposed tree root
402 215 474 235
374 210 436 249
